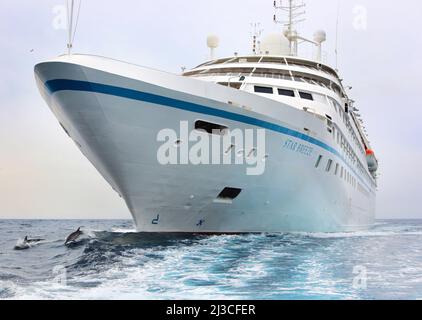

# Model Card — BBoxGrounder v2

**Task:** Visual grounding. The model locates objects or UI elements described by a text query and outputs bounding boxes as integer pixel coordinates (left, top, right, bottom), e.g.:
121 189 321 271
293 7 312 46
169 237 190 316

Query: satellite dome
260 33 290 56
207 35 220 49
313 30 327 44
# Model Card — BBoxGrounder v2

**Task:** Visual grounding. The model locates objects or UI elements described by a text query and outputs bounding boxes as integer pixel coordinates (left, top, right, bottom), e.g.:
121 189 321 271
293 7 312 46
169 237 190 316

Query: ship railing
192 72 333 91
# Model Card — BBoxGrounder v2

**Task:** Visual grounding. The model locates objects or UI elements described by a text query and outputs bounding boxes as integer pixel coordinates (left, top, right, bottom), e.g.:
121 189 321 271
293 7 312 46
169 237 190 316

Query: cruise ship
34 1 378 233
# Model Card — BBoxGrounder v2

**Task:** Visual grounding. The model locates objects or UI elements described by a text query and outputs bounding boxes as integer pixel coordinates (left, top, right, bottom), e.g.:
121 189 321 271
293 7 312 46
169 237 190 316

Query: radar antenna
206 35 220 60
273 0 306 55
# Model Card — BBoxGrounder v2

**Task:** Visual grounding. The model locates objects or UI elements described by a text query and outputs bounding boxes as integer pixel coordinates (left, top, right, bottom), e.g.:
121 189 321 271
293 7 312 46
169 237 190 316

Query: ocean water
1 219 422 300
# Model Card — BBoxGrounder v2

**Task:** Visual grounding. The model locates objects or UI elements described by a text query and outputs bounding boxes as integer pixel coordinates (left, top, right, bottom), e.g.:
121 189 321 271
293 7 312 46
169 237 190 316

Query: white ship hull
35 55 376 233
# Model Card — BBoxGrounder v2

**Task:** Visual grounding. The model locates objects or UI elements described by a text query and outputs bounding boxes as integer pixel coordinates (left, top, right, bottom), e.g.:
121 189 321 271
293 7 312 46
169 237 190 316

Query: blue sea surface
0 219 422 300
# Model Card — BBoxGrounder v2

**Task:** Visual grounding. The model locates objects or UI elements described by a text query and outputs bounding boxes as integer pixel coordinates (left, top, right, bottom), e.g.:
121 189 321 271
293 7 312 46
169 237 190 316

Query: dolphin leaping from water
23 236 45 243
65 227 83 245
13 236 44 250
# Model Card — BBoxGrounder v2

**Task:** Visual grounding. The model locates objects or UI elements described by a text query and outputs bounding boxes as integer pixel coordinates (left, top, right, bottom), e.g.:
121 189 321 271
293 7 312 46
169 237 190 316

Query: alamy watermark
352 5 368 31
52 5 68 30
156 121 267 176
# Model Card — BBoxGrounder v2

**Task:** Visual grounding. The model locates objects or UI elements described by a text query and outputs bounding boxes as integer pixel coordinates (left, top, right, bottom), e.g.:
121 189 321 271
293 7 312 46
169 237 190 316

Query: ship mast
274 0 305 56
274 0 326 61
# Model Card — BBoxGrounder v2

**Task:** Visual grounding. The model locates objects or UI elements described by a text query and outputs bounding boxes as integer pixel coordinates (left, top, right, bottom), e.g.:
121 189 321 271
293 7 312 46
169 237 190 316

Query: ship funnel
207 35 220 60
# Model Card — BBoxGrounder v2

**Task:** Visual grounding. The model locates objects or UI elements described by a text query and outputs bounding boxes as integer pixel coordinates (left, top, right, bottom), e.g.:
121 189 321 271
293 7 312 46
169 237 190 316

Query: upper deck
183 54 376 185
183 55 344 97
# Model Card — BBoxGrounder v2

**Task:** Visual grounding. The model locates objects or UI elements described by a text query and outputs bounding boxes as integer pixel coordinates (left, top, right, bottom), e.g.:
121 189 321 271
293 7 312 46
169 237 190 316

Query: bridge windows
260 57 287 64
299 91 314 101
254 86 274 94
278 88 295 97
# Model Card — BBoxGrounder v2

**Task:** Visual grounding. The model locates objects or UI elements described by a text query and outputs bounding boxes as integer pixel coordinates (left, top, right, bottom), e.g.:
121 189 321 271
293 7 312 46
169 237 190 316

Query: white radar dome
207 35 220 49
260 33 290 56
313 30 327 44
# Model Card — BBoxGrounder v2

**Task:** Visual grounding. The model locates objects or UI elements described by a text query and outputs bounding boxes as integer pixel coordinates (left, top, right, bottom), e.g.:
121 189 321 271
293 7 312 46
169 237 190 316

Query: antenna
273 0 306 55
250 22 264 55
66 0 82 55
335 0 340 70
67 0 74 55
273 1 327 61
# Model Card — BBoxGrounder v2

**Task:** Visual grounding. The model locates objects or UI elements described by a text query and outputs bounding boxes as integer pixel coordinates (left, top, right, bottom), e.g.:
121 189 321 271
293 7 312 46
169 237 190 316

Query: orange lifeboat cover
366 149 375 156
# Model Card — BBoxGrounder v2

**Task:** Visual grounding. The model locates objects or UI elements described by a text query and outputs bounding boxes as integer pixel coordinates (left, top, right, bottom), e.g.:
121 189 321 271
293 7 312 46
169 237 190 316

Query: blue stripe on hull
44 79 374 192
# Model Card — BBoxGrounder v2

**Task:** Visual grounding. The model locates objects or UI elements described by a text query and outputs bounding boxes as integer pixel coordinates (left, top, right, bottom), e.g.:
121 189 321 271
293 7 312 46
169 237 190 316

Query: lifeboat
366 149 378 173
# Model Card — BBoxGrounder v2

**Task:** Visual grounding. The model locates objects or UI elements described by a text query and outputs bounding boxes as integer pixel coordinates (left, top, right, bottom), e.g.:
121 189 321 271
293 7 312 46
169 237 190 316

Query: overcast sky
0 0 421 219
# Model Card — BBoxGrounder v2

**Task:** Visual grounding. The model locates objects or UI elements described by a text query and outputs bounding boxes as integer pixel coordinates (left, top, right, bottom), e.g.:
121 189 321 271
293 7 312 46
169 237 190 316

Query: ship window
260 57 286 64
254 86 273 94
299 92 314 101
315 155 323 168
335 163 339 175
278 88 295 97
326 159 333 172
217 187 242 200
195 120 228 135
217 82 242 89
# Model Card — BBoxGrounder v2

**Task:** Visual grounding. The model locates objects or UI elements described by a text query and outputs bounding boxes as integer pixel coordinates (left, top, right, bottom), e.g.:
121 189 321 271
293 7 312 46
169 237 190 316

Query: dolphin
14 238 30 250
65 227 83 245
23 236 45 243
13 236 44 250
